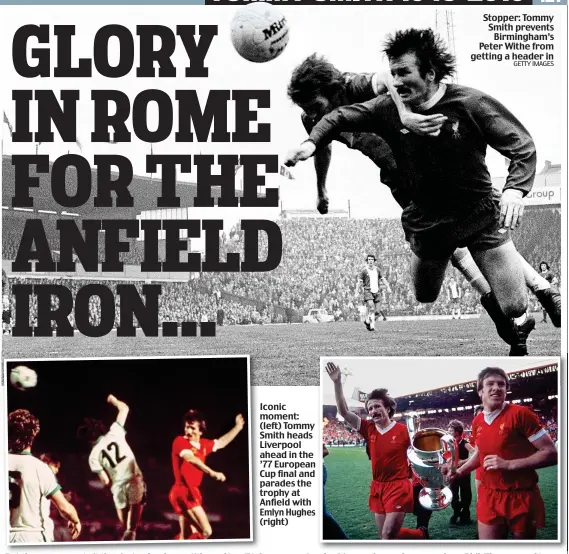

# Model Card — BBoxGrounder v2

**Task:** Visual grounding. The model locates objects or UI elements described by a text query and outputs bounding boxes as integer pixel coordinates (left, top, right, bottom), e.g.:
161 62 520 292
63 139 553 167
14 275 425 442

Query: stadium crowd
323 417 362 446
3 208 560 328
323 397 558 444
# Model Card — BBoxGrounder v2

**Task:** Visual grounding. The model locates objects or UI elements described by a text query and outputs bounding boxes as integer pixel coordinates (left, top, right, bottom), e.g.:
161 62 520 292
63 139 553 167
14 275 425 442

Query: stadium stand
2 156 561 329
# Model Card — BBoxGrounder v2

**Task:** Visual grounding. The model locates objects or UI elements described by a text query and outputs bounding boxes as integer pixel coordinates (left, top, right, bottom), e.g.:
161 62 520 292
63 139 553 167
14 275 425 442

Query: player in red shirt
326 362 426 540
169 410 245 540
450 367 557 539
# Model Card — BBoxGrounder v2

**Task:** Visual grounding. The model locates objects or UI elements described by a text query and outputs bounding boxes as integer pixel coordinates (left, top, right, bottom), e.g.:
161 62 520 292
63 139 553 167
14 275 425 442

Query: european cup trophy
405 412 459 511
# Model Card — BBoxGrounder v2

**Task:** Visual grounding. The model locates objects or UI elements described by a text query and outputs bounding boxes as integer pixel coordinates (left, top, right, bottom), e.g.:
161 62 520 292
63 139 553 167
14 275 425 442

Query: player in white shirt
8 409 81 543
79 395 146 541
447 276 462 319
357 254 392 331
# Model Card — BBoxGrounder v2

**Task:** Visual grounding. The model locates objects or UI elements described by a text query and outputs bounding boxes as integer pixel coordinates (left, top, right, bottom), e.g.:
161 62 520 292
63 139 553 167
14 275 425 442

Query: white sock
513 313 527 326
451 249 491 296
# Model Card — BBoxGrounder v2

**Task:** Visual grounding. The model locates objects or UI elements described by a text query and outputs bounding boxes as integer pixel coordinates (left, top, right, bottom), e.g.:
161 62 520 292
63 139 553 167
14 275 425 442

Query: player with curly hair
9 409 81 543
325 362 427 540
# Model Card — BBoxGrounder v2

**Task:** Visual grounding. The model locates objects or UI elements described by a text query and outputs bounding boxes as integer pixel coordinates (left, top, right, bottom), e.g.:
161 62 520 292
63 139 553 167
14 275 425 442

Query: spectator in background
447 420 473 526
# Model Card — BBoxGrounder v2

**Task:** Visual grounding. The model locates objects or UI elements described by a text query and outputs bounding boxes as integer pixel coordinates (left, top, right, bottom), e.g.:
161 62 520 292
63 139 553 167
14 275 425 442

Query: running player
326 362 427 540
78 395 146 541
538 262 559 324
447 277 462 320
358 254 392 330
169 410 245 540
450 367 557 539
286 45 561 353
8 409 81 543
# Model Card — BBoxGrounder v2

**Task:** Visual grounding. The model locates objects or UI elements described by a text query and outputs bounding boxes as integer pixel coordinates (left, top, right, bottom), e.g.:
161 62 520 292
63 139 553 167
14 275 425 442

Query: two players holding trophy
324 363 557 540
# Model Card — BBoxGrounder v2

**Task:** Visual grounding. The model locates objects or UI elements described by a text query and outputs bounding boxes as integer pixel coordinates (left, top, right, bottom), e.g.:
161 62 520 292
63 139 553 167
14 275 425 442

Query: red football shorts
169 484 203 514
475 467 483 482
369 478 413 514
477 483 546 532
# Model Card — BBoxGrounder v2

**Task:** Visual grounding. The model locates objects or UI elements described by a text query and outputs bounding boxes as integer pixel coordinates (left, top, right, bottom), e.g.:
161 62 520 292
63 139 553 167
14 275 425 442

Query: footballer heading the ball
230 3 290 63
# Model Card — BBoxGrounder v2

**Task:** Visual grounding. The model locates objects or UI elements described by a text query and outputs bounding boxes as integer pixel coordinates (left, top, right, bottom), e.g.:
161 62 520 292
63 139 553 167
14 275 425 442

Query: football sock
397 527 424 539
513 312 527 326
518 256 550 291
451 249 491 295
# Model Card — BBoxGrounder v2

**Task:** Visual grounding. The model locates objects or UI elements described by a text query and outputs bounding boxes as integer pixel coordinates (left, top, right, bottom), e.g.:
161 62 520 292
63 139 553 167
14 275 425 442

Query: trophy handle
405 411 421 439
439 434 459 470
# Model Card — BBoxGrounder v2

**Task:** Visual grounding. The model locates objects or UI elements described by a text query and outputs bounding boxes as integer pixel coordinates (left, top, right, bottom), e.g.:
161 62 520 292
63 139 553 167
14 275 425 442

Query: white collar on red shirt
483 402 507 425
375 420 396 435
189 440 201 449
416 83 447 112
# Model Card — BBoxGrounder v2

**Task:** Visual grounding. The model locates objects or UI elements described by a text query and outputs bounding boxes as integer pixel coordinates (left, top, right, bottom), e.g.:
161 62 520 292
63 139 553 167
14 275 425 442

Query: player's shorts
169 483 203 513
9 530 51 543
111 476 147 510
363 291 382 304
403 195 511 260
477 483 545 532
369 478 413 514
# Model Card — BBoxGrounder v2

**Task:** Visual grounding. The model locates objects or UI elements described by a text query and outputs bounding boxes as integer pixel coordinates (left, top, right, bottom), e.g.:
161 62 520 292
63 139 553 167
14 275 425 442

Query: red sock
397 527 425 539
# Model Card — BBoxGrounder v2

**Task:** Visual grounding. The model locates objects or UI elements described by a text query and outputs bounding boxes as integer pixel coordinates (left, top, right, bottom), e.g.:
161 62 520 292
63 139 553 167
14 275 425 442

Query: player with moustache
326 361 427 540
285 30 544 352
169 410 245 540
449 367 557 539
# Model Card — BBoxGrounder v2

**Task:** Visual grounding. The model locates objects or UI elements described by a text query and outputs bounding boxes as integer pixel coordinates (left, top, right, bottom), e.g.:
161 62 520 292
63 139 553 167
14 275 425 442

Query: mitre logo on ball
230 3 290 63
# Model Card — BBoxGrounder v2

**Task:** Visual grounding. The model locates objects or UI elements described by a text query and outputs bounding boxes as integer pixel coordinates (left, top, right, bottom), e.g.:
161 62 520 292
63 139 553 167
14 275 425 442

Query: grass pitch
3 316 560 385
324 447 559 541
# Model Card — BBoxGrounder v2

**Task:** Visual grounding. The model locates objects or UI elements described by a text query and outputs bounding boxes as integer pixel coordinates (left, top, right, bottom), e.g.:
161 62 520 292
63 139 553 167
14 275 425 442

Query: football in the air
230 3 290 63
10 365 38 391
